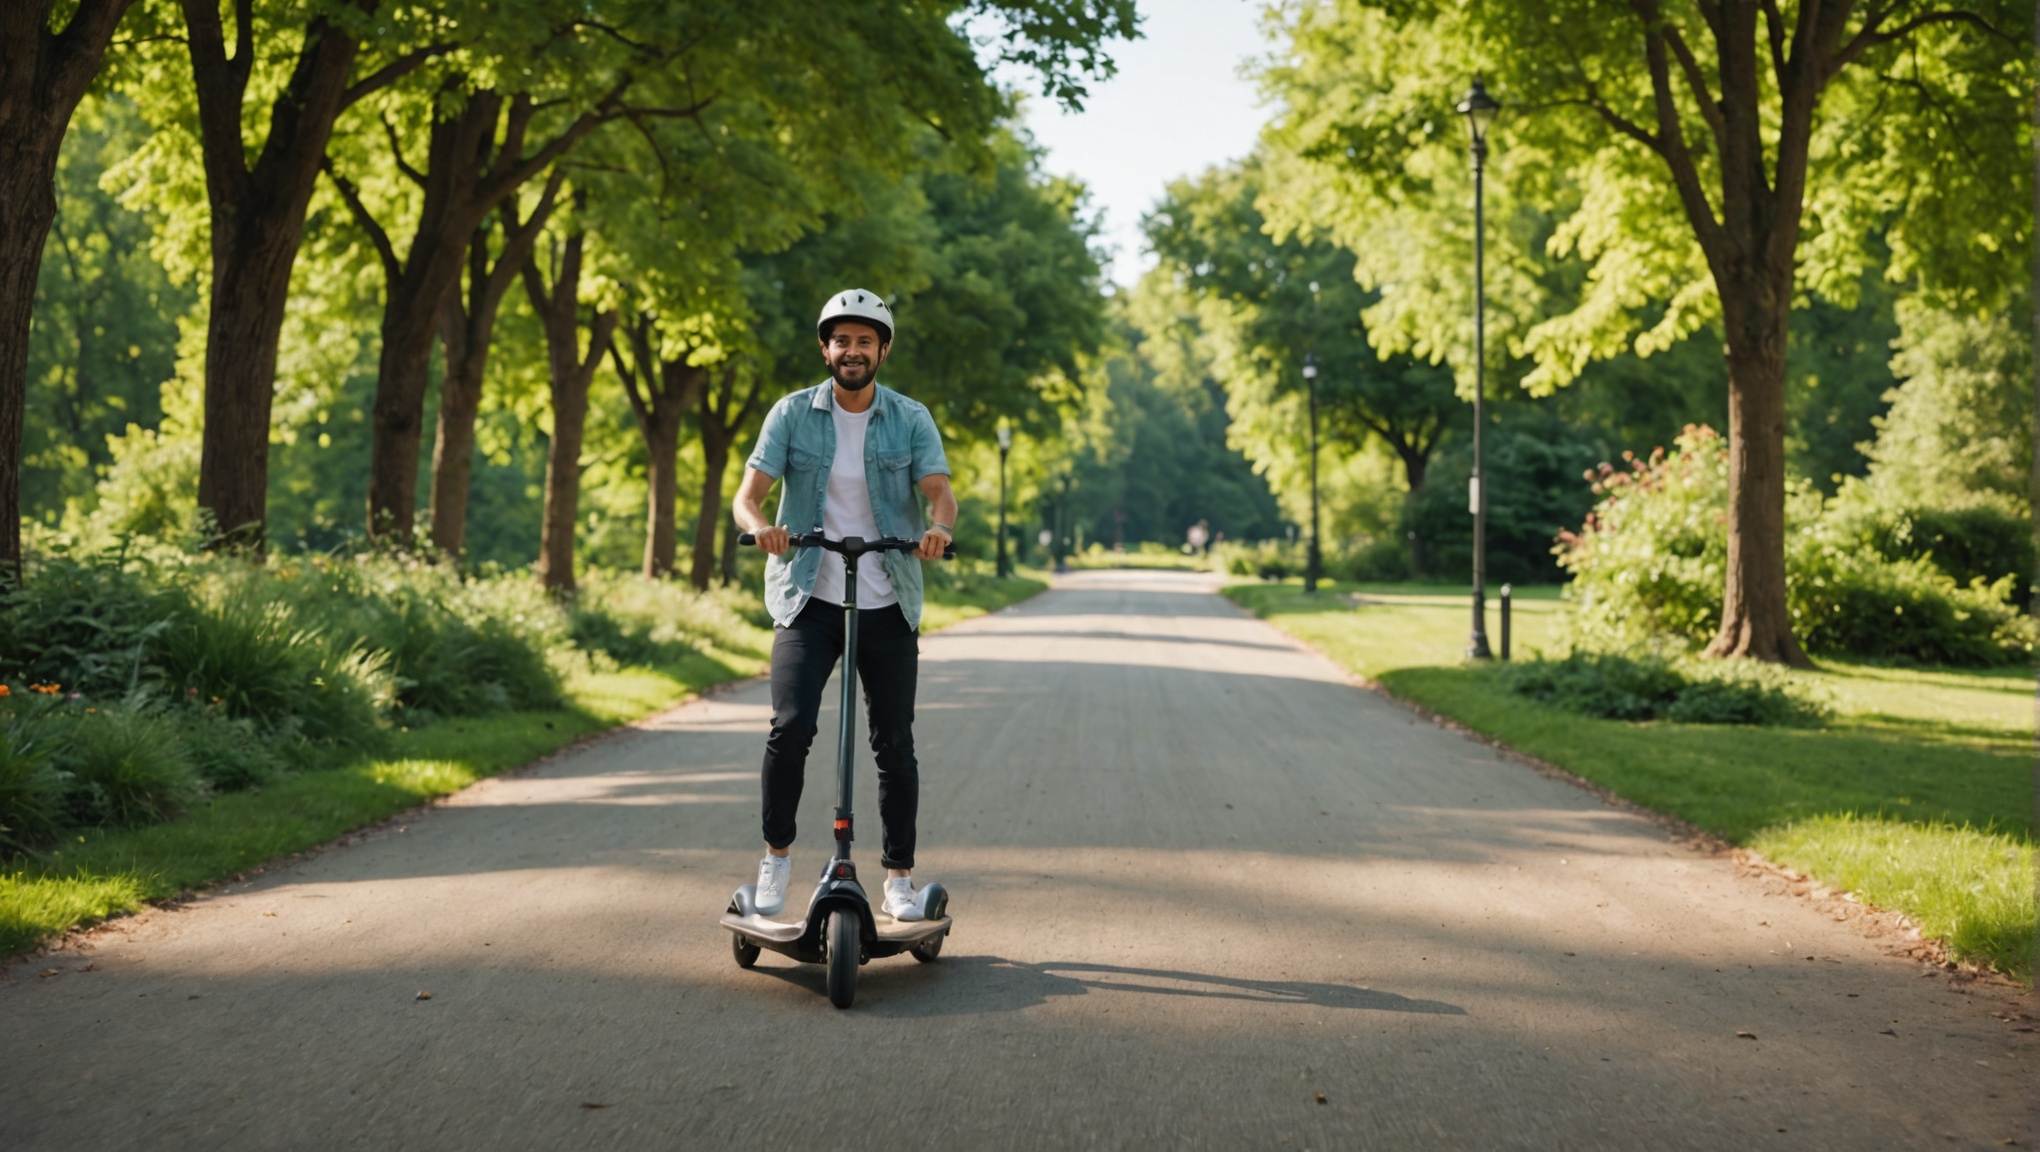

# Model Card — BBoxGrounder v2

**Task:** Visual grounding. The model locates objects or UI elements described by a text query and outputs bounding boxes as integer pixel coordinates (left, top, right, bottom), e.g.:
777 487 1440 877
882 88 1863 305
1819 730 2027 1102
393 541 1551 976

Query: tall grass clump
0 718 66 856
154 597 387 745
1556 426 2035 665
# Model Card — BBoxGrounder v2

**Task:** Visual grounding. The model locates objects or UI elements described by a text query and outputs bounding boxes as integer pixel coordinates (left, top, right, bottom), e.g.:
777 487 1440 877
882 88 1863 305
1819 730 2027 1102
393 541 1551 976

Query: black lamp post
995 424 1013 578
1055 470 1072 571
1458 76 1499 660
1302 351 1322 594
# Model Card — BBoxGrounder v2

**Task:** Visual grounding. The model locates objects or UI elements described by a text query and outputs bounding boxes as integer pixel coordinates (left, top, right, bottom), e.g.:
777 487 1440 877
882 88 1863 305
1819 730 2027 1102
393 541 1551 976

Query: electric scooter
720 532 954 1009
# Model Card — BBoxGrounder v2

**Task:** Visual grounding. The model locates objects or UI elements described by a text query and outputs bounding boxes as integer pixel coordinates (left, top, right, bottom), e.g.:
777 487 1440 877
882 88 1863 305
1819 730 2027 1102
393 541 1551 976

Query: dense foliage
1557 428 2035 665
0 544 764 856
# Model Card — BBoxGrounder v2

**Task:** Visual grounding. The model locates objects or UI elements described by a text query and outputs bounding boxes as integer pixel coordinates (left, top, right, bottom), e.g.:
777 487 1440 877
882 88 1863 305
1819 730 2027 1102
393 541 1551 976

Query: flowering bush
1555 426 1742 648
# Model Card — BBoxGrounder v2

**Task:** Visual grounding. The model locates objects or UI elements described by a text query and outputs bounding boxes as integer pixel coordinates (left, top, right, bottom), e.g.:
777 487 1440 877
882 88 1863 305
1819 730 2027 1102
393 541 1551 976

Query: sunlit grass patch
1751 816 2035 979
0 871 150 956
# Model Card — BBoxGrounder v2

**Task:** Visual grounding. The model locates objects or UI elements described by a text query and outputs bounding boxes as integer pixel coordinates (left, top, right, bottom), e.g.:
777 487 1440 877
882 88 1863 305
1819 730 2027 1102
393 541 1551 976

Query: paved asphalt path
3 570 2033 1150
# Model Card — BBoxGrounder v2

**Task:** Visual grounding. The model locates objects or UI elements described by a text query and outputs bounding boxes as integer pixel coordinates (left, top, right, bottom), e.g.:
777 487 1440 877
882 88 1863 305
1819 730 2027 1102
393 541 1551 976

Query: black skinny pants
761 599 920 869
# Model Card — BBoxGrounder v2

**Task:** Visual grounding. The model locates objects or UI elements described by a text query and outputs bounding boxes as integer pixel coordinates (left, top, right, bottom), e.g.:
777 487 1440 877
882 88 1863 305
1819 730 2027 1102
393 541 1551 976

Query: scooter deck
720 909 951 951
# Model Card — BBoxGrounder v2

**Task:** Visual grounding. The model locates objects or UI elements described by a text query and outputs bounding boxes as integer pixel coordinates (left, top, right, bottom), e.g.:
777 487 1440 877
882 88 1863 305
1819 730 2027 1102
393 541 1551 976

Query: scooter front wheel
826 909 859 1009
732 933 760 969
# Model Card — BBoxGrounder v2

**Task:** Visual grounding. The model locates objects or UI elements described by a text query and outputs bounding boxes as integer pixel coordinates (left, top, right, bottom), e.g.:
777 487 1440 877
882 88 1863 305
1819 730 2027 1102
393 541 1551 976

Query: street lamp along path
995 424 1013 578
1457 76 1499 661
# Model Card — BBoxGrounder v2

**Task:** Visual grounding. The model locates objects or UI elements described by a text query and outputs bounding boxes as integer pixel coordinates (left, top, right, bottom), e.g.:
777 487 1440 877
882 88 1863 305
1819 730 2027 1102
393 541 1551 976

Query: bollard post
1499 583 1512 661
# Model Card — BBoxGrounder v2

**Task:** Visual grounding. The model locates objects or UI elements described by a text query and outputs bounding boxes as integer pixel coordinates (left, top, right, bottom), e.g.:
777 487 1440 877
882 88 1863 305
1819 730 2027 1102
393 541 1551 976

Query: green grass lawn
1 576 1044 959
1225 579 2037 980
921 569 1049 630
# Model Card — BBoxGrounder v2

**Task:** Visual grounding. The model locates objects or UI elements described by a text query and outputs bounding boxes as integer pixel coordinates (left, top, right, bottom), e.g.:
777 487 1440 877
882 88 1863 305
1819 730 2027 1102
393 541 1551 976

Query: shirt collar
812 381 890 416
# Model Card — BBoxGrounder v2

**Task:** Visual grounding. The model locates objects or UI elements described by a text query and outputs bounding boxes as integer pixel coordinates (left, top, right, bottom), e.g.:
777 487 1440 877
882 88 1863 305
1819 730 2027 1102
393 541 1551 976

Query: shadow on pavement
750 954 1466 1019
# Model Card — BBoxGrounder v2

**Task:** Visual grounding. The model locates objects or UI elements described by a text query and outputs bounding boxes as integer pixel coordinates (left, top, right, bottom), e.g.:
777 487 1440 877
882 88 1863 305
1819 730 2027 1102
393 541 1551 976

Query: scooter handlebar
738 531 955 560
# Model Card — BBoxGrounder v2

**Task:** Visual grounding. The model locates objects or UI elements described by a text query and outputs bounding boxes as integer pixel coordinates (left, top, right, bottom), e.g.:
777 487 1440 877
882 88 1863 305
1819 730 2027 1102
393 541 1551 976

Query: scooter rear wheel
732 933 760 969
910 933 943 963
826 909 859 1009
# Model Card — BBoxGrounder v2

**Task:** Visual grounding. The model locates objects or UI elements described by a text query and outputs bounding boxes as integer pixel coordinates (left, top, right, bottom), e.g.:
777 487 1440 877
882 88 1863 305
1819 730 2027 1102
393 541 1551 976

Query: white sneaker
880 877 924 922
755 855 791 916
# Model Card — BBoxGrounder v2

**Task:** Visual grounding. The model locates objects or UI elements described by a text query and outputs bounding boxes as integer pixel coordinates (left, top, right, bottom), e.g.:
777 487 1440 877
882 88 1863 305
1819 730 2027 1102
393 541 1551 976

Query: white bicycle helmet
817 289 895 344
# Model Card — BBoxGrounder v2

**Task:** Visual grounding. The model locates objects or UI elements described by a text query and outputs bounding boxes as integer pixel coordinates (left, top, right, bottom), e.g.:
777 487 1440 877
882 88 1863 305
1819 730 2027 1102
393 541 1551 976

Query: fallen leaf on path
580 1102 608 1110
1735 1030 1757 1040
1880 1028 1898 1037
415 990 432 1001
1314 1093 1326 1105
37 968 59 979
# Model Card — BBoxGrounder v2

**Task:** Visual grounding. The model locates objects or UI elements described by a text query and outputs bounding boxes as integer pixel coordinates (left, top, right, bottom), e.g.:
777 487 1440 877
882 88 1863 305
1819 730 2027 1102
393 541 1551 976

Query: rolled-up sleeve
909 407 950 481
746 398 793 479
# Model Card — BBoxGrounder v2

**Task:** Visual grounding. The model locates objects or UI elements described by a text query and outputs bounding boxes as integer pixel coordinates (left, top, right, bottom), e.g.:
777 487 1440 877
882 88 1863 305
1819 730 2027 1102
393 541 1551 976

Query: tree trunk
429 289 483 558
360 92 502 544
537 368 588 594
611 314 708 580
691 425 732 591
641 412 683 578
524 233 615 594
428 177 561 559
197 241 304 545
184 4 379 552
1400 450 1428 578
720 518 739 586
1705 294 1811 666
691 366 760 591
0 0 134 577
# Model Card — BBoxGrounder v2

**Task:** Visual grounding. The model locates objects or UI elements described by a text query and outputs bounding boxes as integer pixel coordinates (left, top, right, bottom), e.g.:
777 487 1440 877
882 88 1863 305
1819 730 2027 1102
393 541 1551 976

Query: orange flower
0 684 9 697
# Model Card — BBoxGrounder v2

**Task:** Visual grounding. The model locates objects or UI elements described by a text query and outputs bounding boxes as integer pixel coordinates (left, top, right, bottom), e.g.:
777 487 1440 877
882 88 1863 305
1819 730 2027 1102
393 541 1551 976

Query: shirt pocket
876 451 914 511
788 446 822 474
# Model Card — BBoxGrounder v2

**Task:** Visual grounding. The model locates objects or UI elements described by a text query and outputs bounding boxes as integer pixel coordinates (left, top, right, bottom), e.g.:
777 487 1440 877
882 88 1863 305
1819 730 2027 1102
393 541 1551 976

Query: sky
1014 0 1273 288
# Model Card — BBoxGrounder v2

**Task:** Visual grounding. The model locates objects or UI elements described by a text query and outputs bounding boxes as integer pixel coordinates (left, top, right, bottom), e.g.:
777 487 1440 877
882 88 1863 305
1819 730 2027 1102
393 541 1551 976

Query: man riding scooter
730 289 957 924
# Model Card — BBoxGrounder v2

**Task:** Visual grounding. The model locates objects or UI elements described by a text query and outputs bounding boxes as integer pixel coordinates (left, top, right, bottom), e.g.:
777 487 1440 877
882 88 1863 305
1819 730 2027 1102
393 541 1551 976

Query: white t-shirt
811 402 899 610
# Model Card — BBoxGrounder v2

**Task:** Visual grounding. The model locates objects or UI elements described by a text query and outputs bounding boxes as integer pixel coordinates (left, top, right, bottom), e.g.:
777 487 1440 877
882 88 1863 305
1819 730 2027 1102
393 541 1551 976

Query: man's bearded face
822 322 888 391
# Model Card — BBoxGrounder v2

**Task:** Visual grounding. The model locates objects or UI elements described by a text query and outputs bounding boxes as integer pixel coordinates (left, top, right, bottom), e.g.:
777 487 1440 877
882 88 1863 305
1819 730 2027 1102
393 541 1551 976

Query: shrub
51 708 204 827
1501 652 1826 726
0 548 180 698
0 717 66 856
569 571 772 666
166 708 289 792
1786 512 2030 665
1837 499 2035 592
1557 426 2035 665
1214 539 1303 580
154 597 386 745
1330 536 1411 583
266 555 564 718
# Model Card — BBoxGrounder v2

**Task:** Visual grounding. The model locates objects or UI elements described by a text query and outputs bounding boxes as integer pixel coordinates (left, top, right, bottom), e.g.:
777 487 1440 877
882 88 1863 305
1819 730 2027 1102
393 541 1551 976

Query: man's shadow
752 955 1466 1019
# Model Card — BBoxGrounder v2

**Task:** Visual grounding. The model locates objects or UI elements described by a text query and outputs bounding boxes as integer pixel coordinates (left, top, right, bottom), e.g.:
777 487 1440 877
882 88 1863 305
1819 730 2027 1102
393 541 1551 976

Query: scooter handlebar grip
738 532 757 546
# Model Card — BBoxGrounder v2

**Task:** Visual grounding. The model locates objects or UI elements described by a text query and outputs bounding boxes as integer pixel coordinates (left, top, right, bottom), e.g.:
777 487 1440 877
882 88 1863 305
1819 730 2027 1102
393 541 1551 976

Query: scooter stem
832 548 860 863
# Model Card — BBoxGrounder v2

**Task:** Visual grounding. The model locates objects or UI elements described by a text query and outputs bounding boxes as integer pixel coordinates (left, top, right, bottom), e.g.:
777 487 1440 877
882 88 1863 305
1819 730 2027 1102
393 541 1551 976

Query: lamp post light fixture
1458 75 1500 660
1302 352 1322 595
995 424 1013 578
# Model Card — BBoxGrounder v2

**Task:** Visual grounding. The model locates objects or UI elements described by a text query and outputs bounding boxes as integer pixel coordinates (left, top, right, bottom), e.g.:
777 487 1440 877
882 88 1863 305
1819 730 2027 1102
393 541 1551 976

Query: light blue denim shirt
745 381 950 631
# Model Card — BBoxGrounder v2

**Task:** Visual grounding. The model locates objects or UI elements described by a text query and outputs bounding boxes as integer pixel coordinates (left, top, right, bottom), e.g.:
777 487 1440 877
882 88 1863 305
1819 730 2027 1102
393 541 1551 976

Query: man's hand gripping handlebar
738 531 957 561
